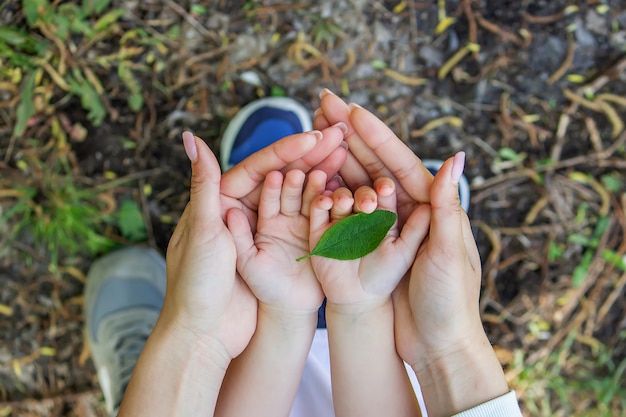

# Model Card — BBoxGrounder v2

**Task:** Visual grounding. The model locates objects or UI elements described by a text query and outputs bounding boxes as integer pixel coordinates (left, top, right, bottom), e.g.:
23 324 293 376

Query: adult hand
314 89 434 228
394 153 509 417
163 132 257 360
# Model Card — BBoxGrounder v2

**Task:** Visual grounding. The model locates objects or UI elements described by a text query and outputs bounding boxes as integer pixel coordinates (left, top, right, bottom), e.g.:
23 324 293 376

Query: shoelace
107 315 154 406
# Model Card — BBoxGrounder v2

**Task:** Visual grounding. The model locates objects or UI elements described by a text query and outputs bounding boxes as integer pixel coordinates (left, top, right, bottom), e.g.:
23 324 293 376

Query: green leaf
68 74 106 126
498 147 524 162
572 251 593 287
296 210 397 261
23 0 50 26
270 86 286 97
601 173 623 193
128 92 144 111
13 72 36 138
190 4 207 15
82 0 112 15
601 249 626 271
94 8 125 32
116 200 147 242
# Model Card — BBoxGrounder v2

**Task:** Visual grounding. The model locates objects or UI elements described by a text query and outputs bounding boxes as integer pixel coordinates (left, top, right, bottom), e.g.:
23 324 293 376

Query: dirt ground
1 0 626 415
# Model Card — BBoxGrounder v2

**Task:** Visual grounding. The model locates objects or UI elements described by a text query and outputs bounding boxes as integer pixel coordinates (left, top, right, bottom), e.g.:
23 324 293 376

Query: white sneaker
84 247 166 415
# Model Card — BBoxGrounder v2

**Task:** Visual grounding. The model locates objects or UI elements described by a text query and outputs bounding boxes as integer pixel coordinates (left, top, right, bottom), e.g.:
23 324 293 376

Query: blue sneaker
84 247 166 416
422 159 470 212
220 97 312 171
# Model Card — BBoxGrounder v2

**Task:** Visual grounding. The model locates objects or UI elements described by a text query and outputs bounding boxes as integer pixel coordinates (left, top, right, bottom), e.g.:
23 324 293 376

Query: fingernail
319 88 335 99
332 121 348 134
451 151 466 184
182 131 198 162
313 108 323 118
348 102 363 112
311 130 323 141
339 140 349 150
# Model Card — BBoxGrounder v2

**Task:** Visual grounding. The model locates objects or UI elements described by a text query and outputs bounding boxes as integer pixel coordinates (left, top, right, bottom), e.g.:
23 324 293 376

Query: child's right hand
308 176 430 311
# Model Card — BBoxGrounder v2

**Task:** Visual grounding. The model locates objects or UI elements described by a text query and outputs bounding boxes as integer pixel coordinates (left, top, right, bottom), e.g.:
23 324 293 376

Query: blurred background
0 0 625 415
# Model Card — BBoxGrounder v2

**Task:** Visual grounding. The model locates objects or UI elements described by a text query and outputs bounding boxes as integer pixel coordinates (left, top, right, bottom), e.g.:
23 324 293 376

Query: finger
461 213 481 273
309 195 333 248
325 173 346 192
353 185 378 213
318 90 373 189
373 177 397 213
318 89 354 134
182 131 222 225
281 169 306 216
226 207 258 271
221 130 321 201
258 171 284 220
302 170 328 218
307 142 348 181
395 204 432 265
330 187 354 222
283 123 347 173
429 152 467 256
372 177 399 238
349 105 434 203
313 107 331 130
167 202 190 251
338 149 372 191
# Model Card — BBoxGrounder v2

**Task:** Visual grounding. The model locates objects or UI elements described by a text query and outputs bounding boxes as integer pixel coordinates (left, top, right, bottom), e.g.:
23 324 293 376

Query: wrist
257 302 319 332
412 332 509 417
153 309 232 370
325 296 391 318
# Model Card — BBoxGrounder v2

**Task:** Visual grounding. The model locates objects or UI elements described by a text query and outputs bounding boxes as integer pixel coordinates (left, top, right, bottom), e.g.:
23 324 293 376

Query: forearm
118 315 230 417
412 332 509 417
215 304 318 417
327 299 420 417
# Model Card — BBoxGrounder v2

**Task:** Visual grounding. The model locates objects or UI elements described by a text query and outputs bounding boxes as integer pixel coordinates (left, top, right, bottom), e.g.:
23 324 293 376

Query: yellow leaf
0 304 13 316
435 16 456 34
596 5 609 14
567 74 586 83
521 114 540 123
39 347 56 356
393 1 407 14
383 68 428 86
12 361 21 377
569 172 590 183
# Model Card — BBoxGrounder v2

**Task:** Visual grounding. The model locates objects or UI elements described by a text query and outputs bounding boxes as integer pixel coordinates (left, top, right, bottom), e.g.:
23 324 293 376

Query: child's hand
226 169 327 313
309 176 430 310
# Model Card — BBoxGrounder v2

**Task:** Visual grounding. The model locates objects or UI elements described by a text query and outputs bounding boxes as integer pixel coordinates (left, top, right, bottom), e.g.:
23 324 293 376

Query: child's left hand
226 169 328 313
309 177 431 310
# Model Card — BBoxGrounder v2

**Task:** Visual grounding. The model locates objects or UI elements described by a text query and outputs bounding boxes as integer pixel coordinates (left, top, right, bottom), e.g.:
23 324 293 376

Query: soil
1 0 625 415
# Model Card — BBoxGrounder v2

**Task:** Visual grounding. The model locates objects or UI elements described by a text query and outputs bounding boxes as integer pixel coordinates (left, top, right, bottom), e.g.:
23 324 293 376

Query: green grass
513 331 626 416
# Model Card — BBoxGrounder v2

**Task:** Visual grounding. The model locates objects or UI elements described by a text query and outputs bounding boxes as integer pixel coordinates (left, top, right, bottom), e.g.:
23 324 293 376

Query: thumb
429 152 467 251
182 131 222 223
226 207 257 272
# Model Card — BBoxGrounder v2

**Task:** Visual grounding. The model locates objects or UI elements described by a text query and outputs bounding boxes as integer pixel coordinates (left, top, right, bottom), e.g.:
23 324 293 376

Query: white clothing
290 329 523 417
